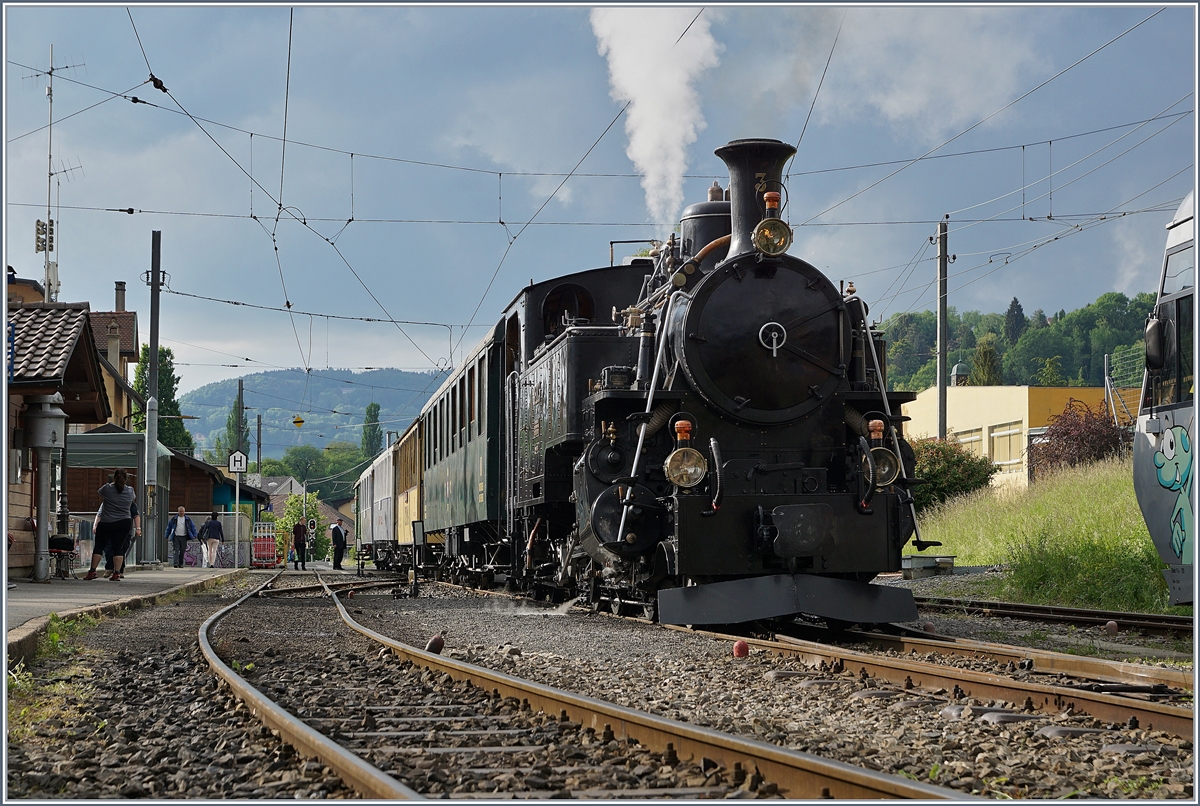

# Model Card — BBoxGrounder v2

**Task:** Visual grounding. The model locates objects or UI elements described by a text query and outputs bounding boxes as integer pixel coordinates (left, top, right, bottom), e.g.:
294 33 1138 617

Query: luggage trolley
251 522 278 568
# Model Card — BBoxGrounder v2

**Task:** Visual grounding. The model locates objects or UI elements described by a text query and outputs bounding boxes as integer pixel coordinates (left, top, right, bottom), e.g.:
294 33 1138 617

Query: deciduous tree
132 345 195 453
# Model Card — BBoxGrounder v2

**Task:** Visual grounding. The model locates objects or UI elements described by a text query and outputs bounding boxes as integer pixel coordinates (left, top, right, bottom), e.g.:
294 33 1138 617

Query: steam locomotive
356 138 927 626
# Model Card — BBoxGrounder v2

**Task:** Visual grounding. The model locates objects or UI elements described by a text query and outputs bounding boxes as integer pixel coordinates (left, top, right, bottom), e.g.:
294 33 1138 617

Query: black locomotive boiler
361 137 926 626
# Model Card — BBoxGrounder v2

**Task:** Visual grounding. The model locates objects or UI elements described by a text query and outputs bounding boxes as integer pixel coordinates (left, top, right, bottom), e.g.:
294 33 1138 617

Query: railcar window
451 391 458 453
1180 294 1193 403
1162 245 1195 297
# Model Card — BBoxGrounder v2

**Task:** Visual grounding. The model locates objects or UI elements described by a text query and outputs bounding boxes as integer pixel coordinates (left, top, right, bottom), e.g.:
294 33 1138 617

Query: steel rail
731 631 1194 736
836 628 1194 692
321 582 968 799
198 571 423 800
914 596 1193 636
257 577 401 597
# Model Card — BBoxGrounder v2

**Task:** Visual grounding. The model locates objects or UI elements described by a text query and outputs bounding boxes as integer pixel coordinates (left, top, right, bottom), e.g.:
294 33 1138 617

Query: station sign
228 450 248 474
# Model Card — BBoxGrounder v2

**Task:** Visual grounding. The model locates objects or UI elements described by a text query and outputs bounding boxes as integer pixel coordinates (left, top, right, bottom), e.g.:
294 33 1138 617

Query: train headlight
752 217 793 256
870 447 901 487
664 447 708 488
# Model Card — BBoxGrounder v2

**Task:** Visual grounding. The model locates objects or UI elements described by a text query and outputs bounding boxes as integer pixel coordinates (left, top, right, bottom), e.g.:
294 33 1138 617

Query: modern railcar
1135 190 1195 605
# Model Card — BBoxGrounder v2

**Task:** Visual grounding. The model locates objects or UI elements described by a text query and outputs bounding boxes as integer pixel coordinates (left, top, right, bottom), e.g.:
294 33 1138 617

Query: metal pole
256 414 262 470
34 447 52 581
235 472 241 568
936 218 948 440
145 397 158 564
149 227 162 446
44 45 53 301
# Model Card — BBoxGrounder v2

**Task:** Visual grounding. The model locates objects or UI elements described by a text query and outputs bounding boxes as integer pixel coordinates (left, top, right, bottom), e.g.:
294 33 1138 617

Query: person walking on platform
164 507 198 568
331 518 347 570
85 469 140 581
200 512 224 568
292 520 308 571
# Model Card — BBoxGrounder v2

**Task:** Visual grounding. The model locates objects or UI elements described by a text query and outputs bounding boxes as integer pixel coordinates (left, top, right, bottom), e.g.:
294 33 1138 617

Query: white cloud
817 7 1049 143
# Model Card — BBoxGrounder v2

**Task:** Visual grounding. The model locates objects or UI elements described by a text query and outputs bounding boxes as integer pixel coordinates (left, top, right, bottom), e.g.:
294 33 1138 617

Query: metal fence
1104 346 1144 427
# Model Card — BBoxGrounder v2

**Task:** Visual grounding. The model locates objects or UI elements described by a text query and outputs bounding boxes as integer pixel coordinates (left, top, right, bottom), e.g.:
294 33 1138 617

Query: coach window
458 377 467 447
467 368 476 440
478 355 487 433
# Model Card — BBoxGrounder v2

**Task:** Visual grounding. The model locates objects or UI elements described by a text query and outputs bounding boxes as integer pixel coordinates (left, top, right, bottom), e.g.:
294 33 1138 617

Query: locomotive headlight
664 447 708 488
752 217 793 256
870 446 901 487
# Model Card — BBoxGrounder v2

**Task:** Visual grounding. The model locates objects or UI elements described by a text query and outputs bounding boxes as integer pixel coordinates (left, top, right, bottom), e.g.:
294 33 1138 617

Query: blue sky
4 4 1196 401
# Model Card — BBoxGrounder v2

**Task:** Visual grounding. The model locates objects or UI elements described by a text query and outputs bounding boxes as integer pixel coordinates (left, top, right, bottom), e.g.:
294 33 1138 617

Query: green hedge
911 437 998 512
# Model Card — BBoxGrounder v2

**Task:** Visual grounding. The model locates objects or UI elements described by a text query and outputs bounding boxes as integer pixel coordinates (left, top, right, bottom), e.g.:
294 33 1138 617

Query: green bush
911 437 998 511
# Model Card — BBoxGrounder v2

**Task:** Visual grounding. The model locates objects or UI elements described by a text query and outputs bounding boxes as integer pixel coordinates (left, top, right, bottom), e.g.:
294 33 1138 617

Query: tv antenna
25 46 85 302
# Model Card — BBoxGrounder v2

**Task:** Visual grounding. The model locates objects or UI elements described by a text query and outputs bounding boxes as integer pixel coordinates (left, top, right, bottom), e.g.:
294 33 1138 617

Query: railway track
913 596 1194 637
200 573 961 799
825 626 1193 693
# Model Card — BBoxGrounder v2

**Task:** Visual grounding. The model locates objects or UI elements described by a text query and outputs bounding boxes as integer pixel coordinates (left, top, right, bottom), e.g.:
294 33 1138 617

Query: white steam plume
591 7 720 230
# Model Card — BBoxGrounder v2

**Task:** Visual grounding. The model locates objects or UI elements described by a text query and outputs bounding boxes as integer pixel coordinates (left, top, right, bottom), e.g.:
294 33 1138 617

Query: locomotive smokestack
713 138 796 259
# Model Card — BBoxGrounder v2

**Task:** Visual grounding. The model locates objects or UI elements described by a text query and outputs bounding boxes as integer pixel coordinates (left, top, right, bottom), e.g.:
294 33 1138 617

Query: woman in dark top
201 512 225 568
85 469 139 581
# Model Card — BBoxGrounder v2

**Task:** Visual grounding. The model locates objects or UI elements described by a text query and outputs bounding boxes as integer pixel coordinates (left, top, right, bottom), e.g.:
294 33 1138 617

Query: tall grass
917 457 1180 613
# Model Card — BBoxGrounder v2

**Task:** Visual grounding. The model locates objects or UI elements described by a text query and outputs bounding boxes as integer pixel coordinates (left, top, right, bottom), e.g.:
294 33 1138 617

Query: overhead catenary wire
870 188 1190 313
945 97 1192 228
783 8 846 188
120 9 442 374
7 54 1188 182
11 52 1190 187
797 8 1166 226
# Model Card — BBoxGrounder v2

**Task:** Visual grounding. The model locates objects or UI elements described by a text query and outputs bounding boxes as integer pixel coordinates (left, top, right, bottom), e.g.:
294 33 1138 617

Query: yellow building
902 386 1106 486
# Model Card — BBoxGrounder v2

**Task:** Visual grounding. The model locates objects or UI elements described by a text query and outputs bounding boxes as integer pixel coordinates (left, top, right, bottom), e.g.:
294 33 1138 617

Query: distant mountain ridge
179 368 441 459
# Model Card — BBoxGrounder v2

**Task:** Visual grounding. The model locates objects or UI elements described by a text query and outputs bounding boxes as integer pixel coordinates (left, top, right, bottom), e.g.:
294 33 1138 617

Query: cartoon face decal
1154 426 1192 491
1154 424 1194 564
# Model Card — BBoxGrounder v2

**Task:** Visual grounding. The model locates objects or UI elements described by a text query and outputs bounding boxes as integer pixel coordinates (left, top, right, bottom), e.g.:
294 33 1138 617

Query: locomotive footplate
657 573 918 626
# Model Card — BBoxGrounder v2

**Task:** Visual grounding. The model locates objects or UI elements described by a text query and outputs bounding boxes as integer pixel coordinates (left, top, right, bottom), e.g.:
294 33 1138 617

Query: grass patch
6 656 96 744
37 613 100 659
917 457 1182 613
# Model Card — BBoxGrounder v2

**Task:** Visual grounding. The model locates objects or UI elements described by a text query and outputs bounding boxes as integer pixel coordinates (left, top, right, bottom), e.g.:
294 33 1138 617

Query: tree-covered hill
179 368 442 460
881 291 1154 391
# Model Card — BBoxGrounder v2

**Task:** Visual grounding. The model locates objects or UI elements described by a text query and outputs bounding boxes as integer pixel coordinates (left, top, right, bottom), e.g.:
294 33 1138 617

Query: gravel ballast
349 583 1194 799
